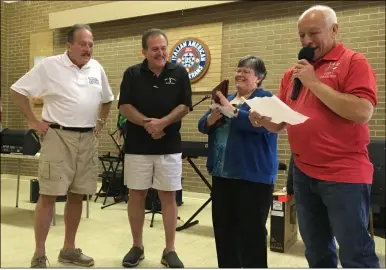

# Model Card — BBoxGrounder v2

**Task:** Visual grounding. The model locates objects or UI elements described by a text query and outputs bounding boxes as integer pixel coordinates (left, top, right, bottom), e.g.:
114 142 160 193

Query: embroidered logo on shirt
325 62 340 72
320 62 340 79
164 77 176 85
88 77 100 85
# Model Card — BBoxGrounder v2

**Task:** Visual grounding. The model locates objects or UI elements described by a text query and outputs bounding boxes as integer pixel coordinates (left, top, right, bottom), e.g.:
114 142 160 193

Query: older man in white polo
11 24 114 268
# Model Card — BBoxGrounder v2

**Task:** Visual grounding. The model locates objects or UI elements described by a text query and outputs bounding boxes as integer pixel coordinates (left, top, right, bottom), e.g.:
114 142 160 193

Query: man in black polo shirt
118 29 192 268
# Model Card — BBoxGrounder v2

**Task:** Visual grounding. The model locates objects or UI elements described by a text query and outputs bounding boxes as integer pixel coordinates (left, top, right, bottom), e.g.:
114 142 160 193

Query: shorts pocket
38 139 64 180
163 153 182 164
87 151 99 180
38 160 63 180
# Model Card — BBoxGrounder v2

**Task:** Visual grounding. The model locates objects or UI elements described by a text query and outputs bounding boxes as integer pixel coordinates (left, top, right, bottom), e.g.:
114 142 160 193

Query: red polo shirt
278 43 377 184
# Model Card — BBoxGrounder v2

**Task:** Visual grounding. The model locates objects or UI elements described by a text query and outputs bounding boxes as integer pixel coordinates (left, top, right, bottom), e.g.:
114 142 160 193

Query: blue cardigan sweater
198 88 278 184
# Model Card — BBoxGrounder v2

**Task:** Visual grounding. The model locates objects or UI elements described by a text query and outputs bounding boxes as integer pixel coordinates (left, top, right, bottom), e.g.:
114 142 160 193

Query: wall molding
49 1 234 29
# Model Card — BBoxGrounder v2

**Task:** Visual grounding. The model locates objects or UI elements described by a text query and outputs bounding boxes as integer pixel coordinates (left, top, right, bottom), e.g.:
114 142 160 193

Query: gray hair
299 5 337 27
142 28 168 50
237 55 267 87
67 24 92 43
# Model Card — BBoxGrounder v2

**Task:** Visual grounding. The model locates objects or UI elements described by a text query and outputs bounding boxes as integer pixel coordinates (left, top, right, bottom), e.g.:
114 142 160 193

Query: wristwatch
97 118 106 125
233 108 239 117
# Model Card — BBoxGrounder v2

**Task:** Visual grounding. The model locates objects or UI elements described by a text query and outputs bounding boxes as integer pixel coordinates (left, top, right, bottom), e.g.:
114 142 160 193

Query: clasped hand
144 118 167 139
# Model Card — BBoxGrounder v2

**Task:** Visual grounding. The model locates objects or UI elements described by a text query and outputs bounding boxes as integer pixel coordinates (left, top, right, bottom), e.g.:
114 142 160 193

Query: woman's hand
207 108 223 126
216 91 233 109
249 110 272 127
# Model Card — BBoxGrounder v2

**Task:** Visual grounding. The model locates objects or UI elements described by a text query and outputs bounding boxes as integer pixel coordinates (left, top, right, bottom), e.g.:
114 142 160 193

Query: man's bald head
297 5 339 61
299 5 337 28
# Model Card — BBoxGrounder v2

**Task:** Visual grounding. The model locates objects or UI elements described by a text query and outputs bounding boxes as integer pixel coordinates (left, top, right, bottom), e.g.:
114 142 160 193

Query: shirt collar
231 88 261 101
320 43 345 61
140 59 176 72
62 51 91 69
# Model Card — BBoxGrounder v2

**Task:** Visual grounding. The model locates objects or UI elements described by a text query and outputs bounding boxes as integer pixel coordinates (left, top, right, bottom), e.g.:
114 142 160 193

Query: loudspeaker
1 128 40 155
101 169 123 197
30 179 40 203
145 188 183 211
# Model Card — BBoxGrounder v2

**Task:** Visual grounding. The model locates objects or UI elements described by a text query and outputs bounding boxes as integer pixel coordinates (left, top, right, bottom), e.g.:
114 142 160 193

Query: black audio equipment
0 128 40 155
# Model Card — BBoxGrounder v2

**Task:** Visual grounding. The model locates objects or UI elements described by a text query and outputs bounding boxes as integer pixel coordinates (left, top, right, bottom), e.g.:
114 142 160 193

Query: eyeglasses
235 68 253 75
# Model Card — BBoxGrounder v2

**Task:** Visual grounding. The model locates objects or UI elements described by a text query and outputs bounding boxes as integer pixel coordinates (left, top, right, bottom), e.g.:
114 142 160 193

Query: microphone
291 45 315 100
192 95 210 109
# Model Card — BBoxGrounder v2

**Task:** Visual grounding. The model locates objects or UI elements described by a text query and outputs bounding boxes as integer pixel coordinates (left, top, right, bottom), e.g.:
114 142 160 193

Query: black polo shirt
118 59 192 155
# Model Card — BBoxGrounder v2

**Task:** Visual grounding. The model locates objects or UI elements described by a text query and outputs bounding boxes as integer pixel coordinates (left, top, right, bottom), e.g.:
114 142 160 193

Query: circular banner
169 37 211 83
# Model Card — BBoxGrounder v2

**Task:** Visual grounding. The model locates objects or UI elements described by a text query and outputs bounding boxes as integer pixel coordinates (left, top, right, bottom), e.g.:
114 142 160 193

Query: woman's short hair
237 55 267 87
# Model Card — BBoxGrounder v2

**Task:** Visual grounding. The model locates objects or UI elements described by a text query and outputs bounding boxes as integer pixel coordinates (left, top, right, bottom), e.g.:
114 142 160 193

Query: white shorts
124 153 182 191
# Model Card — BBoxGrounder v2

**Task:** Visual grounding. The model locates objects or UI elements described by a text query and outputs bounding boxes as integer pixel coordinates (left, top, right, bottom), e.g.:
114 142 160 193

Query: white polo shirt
11 51 114 127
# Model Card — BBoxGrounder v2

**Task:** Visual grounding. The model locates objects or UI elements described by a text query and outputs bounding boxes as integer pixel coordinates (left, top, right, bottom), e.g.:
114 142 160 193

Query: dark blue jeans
293 164 380 268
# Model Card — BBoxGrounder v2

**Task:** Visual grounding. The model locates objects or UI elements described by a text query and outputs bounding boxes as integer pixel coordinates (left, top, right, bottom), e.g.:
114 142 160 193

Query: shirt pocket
88 83 102 94
87 75 102 88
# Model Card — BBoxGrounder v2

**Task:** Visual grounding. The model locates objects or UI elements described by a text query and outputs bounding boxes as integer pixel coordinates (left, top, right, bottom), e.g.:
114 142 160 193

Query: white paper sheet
209 103 235 118
242 96 309 125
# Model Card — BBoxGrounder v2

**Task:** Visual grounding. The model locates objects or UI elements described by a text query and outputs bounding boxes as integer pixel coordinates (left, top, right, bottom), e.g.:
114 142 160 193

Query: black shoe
161 250 184 268
122 247 144 268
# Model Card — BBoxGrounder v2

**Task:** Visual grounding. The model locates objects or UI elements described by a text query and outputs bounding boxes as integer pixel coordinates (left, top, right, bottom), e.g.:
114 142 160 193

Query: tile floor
1 174 385 268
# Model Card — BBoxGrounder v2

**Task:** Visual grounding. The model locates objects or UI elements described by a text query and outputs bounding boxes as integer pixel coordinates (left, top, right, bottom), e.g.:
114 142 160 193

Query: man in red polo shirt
249 5 380 268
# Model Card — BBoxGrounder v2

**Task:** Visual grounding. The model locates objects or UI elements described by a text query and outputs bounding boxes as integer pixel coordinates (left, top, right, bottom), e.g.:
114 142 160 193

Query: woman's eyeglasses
235 68 253 75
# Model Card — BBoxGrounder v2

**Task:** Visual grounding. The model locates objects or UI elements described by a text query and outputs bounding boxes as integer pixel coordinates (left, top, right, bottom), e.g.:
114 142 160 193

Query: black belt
50 124 93 133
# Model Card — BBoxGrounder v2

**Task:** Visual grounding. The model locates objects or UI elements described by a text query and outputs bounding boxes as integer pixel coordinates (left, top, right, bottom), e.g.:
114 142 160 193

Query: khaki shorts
38 127 98 196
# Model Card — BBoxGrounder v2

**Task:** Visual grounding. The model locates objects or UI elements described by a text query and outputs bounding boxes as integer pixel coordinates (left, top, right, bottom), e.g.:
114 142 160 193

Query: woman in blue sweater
198 56 278 268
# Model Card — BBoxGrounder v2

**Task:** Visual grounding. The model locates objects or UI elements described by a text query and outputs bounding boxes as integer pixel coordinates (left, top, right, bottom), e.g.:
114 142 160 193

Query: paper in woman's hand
210 103 235 118
242 96 309 125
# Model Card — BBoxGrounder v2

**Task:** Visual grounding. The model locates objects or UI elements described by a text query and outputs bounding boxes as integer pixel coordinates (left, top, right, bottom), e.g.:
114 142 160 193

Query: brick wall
1 1 385 193
1 2 7 129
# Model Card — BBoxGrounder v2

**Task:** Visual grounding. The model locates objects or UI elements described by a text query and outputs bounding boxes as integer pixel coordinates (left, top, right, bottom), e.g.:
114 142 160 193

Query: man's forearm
99 101 112 119
162 105 189 127
119 104 146 126
11 90 37 122
309 81 374 123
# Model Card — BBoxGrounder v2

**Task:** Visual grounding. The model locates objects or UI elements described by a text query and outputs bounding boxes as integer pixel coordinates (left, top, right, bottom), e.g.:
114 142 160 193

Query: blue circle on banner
169 38 211 83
